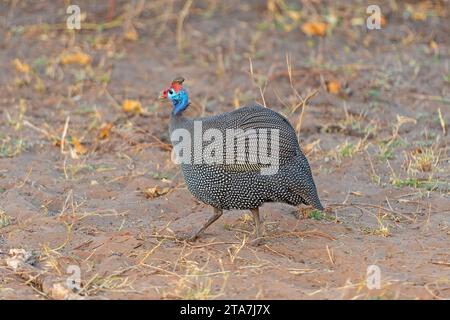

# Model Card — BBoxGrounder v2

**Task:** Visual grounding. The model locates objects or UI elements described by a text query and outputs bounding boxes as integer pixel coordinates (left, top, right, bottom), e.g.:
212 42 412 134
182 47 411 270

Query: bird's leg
250 208 265 245
186 207 223 241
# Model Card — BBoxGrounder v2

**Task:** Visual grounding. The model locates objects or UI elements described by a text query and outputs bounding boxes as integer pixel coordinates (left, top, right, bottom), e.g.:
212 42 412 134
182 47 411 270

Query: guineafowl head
160 77 189 115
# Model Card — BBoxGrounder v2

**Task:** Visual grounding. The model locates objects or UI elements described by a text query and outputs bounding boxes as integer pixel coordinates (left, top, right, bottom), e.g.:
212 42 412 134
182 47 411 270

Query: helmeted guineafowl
160 77 323 243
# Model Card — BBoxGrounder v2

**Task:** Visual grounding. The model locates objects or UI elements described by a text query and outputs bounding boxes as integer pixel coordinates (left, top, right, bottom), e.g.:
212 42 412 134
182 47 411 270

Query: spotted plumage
162 77 323 242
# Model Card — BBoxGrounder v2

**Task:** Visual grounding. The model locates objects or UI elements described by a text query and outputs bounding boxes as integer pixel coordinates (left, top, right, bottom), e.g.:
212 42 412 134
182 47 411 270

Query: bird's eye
168 89 174 95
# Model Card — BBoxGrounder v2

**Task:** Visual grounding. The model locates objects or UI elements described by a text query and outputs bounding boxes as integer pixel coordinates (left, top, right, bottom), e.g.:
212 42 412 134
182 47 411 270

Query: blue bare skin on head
168 88 189 115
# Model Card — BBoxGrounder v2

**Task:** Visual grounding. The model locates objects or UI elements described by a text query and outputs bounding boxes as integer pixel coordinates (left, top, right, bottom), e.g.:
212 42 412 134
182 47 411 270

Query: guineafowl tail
283 154 324 211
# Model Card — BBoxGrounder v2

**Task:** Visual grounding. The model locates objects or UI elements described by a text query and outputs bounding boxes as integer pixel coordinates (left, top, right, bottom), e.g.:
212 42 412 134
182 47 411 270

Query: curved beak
159 91 167 101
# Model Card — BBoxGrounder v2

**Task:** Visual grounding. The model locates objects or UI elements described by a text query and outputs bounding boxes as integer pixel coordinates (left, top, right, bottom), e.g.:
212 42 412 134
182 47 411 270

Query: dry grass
0 209 12 228
0 0 449 300
361 209 391 237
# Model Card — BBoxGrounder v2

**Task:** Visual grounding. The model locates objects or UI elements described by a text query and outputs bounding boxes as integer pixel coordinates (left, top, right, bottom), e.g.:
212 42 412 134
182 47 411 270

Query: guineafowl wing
198 104 302 171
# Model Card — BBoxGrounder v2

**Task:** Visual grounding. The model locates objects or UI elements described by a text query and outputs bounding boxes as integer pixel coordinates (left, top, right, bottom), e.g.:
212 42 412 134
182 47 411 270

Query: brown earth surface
0 0 449 299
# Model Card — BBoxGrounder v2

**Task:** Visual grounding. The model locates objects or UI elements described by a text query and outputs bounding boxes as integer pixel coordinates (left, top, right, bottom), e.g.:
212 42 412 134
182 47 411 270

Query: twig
23 120 54 140
176 0 194 54
326 245 335 265
329 202 416 222
292 88 319 135
430 261 450 267
16 167 32 188
60 116 70 155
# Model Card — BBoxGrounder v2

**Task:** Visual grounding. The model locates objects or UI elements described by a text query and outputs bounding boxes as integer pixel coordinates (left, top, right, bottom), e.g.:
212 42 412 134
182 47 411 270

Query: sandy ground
0 0 449 299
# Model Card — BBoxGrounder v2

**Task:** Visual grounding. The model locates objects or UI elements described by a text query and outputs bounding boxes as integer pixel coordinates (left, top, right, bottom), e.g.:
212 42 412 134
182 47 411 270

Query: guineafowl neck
169 113 192 135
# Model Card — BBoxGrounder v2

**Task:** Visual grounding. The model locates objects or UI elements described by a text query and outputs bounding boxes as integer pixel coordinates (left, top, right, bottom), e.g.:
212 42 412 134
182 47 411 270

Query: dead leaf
13 59 31 73
122 99 143 114
301 22 327 37
124 27 139 41
286 10 302 21
143 186 170 199
413 12 426 21
429 40 439 55
267 0 278 14
99 123 113 139
60 52 92 66
303 139 321 155
34 75 46 92
406 3 432 21
326 81 341 94
71 137 88 155
380 15 387 27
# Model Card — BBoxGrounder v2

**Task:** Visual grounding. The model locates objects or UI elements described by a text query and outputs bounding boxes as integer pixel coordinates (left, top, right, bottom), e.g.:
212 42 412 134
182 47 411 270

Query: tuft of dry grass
362 209 390 237
330 138 368 162
405 147 438 173
0 209 12 228
164 253 229 300
0 136 27 158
